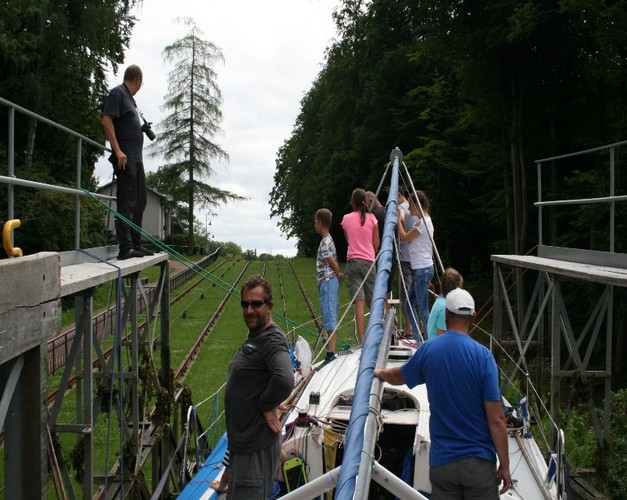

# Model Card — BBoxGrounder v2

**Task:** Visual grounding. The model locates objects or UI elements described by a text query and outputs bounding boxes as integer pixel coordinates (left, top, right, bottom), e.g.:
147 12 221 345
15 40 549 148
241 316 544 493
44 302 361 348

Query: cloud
96 0 338 257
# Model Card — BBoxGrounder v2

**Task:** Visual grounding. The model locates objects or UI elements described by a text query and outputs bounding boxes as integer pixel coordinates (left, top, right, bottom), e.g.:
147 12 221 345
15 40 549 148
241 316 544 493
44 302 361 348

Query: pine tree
152 18 243 254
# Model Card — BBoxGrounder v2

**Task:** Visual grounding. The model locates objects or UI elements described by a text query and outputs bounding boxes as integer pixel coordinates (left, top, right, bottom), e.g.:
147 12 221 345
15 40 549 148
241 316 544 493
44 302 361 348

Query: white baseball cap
445 288 475 316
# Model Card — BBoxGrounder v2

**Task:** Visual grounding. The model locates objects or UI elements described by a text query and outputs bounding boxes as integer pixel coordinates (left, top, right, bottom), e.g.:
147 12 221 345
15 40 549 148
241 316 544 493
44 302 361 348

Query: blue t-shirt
427 295 446 339
400 331 501 467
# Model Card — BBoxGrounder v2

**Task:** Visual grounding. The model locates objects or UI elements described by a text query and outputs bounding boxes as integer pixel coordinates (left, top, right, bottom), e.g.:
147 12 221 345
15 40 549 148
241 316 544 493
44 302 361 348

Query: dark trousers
113 159 147 251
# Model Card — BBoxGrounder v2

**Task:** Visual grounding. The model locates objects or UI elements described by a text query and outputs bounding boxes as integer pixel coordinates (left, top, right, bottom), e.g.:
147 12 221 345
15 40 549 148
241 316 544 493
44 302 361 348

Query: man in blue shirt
374 288 512 498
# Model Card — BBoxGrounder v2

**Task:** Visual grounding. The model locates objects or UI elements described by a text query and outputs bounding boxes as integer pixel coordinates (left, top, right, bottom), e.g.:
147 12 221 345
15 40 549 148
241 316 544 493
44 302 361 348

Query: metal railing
535 139 627 252
0 96 113 249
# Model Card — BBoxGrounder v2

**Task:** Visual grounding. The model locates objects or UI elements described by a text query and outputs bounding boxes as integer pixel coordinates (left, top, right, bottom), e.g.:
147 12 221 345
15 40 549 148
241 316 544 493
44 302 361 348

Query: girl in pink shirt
341 188 380 343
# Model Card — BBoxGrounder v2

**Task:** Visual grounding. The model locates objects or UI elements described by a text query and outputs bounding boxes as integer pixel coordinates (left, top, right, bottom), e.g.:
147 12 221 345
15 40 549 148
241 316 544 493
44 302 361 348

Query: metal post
492 261 502 369
536 160 542 247
75 138 82 249
130 276 140 448
76 292 94 499
8 107 15 221
609 147 615 253
550 279 561 445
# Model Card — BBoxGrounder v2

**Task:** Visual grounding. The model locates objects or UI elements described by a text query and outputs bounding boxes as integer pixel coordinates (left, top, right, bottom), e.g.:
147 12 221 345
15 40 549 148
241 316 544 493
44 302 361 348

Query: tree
152 18 244 255
0 0 137 255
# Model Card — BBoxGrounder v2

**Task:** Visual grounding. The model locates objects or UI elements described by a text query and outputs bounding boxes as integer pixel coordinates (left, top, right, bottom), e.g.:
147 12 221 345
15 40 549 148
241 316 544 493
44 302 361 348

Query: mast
335 148 402 499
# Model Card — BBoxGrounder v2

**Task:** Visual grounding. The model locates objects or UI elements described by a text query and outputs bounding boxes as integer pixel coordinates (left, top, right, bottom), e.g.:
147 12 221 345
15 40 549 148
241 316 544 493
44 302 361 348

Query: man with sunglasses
224 275 293 499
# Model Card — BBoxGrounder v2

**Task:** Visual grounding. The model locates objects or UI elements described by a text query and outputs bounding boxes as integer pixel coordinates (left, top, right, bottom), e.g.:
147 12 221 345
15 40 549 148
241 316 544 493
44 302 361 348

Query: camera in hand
141 120 156 141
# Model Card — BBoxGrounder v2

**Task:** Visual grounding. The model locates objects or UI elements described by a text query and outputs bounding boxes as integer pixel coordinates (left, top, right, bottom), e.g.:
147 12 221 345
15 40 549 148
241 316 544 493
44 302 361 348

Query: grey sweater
225 323 293 454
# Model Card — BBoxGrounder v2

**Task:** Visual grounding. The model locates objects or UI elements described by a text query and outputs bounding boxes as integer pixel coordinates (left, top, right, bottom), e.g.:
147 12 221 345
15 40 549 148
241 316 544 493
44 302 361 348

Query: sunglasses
240 299 269 309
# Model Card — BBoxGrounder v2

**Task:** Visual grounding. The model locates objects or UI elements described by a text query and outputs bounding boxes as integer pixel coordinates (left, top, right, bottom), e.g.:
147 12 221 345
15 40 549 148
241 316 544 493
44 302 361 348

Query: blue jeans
319 277 339 332
406 265 434 341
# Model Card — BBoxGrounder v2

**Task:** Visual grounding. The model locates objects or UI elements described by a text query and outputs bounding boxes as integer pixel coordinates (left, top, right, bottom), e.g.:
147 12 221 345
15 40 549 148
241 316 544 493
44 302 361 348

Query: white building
97 181 171 240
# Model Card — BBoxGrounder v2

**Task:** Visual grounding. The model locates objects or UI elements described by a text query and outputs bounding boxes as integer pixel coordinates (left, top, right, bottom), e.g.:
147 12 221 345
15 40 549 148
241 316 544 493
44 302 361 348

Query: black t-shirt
225 323 293 454
102 85 144 163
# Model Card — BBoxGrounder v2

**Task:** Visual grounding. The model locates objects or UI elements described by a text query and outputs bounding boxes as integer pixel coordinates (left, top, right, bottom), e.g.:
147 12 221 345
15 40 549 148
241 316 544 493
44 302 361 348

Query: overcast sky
95 0 340 257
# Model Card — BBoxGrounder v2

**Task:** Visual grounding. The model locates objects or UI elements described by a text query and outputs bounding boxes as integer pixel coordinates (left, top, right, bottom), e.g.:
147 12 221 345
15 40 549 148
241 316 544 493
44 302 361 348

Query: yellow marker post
3 219 23 257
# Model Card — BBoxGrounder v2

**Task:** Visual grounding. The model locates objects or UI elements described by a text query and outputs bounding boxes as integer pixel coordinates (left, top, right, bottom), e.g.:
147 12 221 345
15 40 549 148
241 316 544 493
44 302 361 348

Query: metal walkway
1 248 172 498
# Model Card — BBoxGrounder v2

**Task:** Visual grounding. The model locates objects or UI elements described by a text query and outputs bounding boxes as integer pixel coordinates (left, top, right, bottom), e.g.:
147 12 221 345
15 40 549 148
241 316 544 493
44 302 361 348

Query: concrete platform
493 244 627 287
59 247 169 297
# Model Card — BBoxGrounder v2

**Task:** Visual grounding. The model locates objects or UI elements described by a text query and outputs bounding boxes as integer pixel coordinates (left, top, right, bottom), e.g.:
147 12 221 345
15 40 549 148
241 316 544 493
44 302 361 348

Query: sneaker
117 249 145 260
394 330 409 340
134 245 154 256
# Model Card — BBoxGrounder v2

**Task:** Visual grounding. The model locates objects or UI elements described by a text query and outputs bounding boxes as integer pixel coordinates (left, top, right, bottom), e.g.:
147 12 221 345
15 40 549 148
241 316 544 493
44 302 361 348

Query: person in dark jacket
101 64 153 260
224 275 293 499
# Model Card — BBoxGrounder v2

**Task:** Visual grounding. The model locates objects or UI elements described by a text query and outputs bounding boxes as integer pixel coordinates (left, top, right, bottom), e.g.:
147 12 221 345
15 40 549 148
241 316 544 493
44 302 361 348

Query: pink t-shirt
341 211 378 262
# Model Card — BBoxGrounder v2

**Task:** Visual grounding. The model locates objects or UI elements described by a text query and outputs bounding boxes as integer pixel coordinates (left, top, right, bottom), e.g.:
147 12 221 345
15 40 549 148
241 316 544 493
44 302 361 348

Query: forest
270 0 627 279
2 0 627 271
268 4 627 492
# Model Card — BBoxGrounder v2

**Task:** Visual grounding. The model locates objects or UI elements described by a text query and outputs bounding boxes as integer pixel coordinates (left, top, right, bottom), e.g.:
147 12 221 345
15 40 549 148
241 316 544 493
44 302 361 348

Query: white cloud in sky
96 0 339 257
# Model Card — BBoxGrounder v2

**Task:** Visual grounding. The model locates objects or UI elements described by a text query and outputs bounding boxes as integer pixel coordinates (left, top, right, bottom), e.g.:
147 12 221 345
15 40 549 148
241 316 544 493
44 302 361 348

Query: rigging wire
83 188 321 340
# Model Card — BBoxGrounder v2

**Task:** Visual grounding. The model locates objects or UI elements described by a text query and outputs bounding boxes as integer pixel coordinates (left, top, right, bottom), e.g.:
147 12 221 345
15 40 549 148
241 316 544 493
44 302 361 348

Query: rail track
44 258 236 404
175 260 250 381
94 258 251 499
30 257 323 498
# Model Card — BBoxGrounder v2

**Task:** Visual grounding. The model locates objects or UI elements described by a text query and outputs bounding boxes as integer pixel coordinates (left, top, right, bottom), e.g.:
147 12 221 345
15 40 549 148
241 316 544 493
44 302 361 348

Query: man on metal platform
374 288 512 498
224 275 293 499
101 64 154 260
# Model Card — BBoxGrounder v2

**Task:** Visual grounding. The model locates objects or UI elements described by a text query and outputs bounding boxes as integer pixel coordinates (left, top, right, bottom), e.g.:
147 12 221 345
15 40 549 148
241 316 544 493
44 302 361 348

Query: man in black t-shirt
225 275 293 499
101 64 153 260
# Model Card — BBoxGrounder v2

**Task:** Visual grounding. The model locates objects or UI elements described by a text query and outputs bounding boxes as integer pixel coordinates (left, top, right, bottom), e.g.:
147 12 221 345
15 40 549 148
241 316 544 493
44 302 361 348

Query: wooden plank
491 254 627 287
0 253 61 363
0 252 59 312
0 302 59 364
60 252 169 297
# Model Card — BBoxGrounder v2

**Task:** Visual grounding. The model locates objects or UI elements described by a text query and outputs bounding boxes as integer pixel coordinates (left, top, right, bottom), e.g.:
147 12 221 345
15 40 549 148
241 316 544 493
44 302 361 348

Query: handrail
535 141 627 252
1 96 110 250
0 175 114 199
0 96 105 150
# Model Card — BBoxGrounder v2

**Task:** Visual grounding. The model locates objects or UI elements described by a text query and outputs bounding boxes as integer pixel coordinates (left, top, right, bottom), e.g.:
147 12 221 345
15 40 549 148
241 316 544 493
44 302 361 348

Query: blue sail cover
335 151 401 499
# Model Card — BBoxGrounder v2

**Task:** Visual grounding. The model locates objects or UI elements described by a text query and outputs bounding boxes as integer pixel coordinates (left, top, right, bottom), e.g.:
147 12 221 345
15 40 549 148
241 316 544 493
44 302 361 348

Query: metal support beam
492 254 617 465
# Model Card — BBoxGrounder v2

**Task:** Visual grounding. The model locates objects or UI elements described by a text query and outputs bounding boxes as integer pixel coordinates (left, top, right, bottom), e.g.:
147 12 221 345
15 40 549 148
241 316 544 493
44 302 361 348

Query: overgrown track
93 258 251 499
27 257 320 497
175 261 250 381
287 259 324 335
47 257 232 375
43 258 235 408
